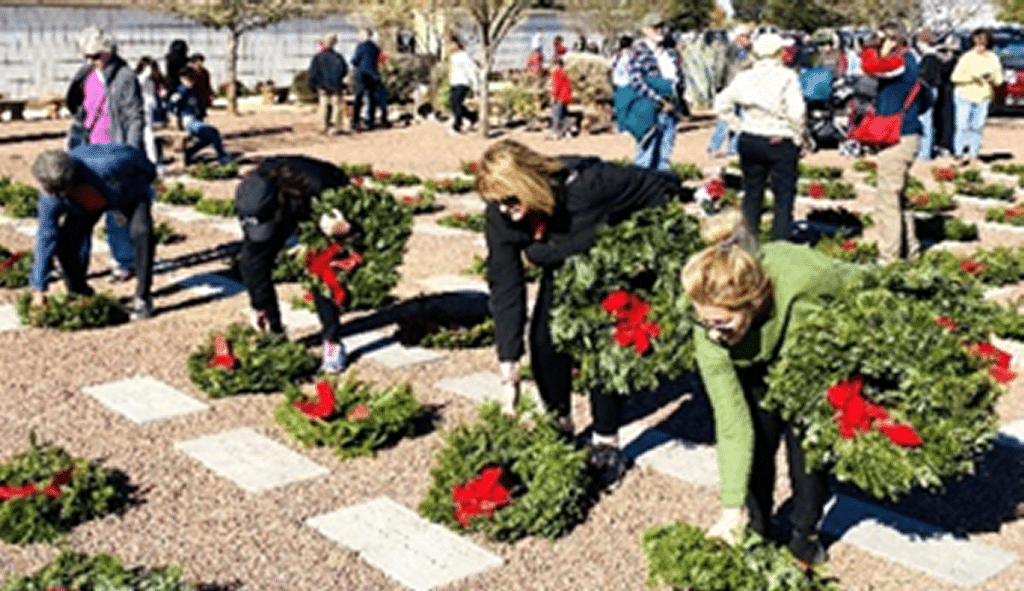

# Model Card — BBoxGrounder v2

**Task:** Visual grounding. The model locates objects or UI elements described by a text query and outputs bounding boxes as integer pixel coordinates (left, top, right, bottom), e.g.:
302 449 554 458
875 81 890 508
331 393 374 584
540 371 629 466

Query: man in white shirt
448 35 479 134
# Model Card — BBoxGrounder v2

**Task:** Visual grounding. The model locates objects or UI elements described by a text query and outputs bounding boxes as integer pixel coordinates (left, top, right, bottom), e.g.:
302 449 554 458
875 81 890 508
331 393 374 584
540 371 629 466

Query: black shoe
789 531 828 568
586 443 632 493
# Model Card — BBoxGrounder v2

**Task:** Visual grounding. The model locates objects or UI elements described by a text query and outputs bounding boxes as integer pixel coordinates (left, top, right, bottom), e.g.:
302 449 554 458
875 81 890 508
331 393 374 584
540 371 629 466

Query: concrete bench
0 100 27 121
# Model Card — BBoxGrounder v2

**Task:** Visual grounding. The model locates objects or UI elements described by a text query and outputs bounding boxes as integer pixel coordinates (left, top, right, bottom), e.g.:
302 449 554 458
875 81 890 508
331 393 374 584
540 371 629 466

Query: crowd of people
17 18 1018 574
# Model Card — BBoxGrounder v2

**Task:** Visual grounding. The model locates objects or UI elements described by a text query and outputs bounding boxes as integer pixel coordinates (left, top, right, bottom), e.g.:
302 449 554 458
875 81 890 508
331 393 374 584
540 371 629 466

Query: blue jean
106 212 134 272
185 119 229 164
708 116 739 155
916 86 938 160
953 94 989 158
635 112 677 171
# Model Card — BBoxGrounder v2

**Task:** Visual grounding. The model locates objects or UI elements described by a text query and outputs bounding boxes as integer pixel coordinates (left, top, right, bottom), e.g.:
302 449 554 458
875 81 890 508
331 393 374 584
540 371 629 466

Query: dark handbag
848 80 921 150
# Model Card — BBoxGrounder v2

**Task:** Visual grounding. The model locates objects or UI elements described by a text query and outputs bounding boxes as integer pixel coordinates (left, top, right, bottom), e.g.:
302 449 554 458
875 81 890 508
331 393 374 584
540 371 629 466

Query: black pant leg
55 212 100 295
768 140 799 241
589 387 626 436
528 268 573 419
450 85 468 131
739 134 771 237
238 225 290 332
738 366 785 537
312 289 342 343
352 77 366 128
784 424 830 543
126 200 154 301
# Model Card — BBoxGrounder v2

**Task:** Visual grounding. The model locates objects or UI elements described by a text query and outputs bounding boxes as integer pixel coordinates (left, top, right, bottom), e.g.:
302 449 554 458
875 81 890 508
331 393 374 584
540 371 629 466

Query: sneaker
250 308 270 334
108 268 133 283
128 296 153 321
320 340 347 373
789 530 828 568
586 443 632 493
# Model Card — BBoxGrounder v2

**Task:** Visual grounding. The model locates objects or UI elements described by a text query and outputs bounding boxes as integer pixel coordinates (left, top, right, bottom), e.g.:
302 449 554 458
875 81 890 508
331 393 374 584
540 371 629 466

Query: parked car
991 30 1024 111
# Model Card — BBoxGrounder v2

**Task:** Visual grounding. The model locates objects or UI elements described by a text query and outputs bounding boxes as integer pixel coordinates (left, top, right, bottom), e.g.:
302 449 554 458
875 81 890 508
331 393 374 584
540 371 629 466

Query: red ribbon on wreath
0 466 74 501
826 376 923 447
968 342 1018 384
0 251 24 271
601 290 662 355
452 466 513 528
207 335 238 370
306 243 366 306
704 178 726 201
295 380 337 419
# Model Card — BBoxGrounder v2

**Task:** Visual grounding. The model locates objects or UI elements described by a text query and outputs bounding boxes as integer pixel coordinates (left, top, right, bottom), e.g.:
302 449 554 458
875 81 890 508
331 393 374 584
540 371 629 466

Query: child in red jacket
549 57 573 139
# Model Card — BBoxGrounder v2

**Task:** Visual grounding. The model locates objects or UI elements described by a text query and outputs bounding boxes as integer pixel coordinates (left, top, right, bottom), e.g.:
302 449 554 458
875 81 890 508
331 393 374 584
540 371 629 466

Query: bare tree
920 0 983 32
812 0 919 28
167 0 310 115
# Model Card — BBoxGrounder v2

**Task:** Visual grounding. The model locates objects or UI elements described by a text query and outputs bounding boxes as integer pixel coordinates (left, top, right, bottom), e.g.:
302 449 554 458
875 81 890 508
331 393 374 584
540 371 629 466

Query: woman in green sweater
681 214 854 565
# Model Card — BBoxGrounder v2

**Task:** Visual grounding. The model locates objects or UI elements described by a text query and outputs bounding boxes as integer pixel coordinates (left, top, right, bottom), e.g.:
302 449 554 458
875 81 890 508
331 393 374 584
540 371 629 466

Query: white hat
78 26 116 56
733 24 753 38
752 33 792 59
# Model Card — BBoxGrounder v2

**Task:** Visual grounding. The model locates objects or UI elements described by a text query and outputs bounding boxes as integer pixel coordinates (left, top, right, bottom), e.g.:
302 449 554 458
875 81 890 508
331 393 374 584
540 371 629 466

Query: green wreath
188 322 318 398
551 201 704 395
294 185 412 310
16 291 127 330
0 245 31 288
276 374 422 459
0 435 130 545
418 402 589 542
0 551 195 590
643 522 839 591
762 265 1004 501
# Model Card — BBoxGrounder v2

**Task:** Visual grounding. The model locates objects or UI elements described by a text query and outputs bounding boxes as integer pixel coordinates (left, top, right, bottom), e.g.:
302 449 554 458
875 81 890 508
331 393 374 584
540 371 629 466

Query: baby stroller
838 75 879 157
800 66 846 152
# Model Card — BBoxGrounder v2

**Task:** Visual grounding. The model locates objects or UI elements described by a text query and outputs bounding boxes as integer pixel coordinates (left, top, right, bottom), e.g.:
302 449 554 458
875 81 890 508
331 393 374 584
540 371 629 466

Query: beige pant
875 134 921 264
317 90 345 132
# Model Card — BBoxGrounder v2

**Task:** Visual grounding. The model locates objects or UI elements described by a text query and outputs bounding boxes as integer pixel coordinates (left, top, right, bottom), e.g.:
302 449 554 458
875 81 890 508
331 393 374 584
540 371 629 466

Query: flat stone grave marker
416 274 488 294
154 203 216 223
175 427 329 493
279 303 320 331
209 219 243 238
306 496 504 591
82 376 208 424
170 271 245 298
820 494 1016 587
619 422 720 487
997 419 1024 449
979 221 1024 235
12 223 36 238
433 371 540 411
0 304 21 332
342 329 443 369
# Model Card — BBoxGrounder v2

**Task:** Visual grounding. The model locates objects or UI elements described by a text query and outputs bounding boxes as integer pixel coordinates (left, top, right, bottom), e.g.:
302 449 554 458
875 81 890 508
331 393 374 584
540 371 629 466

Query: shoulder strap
899 80 922 114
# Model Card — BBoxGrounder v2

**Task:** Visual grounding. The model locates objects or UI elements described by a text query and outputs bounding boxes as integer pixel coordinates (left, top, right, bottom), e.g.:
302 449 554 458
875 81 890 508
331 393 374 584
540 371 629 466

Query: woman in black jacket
235 155 351 372
478 139 681 489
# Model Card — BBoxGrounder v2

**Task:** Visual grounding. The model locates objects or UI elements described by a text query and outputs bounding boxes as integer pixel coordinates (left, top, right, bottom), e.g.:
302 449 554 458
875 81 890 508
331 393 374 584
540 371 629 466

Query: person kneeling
30 145 156 320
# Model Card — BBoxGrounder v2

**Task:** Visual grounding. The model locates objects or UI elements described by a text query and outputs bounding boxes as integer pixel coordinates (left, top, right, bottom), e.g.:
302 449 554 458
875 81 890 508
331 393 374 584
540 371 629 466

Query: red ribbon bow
207 335 238 370
841 240 856 252
452 466 513 528
808 182 825 199
347 403 370 421
0 251 24 271
968 342 1018 384
935 316 959 332
306 243 364 306
961 259 988 275
933 167 956 182
0 466 74 501
295 380 337 419
826 376 923 447
601 290 662 355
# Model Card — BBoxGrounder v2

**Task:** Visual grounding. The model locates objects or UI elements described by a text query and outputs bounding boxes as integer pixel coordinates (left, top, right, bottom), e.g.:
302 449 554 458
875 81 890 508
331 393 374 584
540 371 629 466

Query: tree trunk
226 27 240 115
479 50 492 138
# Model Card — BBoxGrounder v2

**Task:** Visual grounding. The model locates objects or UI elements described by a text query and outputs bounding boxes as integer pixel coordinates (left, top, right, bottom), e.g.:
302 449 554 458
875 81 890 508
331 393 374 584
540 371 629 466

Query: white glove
498 360 520 414
707 506 747 544
319 208 351 238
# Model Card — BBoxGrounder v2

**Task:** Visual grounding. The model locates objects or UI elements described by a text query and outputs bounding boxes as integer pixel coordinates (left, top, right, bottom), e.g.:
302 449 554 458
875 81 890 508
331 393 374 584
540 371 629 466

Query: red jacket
861 47 906 78
551 68 572 103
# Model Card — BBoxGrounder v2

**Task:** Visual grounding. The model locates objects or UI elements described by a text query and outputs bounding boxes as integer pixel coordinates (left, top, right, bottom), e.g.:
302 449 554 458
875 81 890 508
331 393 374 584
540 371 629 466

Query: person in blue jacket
29 144 156 320
170 68 232 165
350 27 383 132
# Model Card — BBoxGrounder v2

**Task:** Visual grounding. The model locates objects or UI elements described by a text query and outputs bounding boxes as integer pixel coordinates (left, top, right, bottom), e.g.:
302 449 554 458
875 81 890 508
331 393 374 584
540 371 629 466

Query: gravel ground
0 104 1023 590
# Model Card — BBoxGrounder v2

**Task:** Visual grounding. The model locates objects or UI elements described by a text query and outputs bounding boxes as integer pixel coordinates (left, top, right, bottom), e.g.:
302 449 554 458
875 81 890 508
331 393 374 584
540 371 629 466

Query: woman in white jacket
713 33 805 241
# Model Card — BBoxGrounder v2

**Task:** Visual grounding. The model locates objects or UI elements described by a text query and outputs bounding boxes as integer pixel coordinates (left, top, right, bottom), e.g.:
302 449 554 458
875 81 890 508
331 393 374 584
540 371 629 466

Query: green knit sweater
693 242 857 507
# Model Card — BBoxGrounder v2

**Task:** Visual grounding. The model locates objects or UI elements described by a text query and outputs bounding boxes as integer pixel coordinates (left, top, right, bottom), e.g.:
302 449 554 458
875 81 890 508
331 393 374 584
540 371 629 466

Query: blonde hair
681 211 773 310
476 139 564 216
